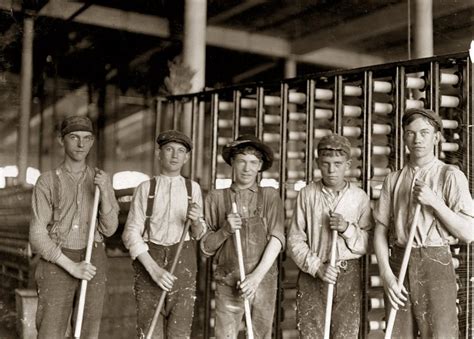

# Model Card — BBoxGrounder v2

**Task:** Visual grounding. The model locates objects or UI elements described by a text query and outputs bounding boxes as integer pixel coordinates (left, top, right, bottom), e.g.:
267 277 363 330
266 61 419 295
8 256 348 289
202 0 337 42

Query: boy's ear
345 158 352 169
57 135 64 146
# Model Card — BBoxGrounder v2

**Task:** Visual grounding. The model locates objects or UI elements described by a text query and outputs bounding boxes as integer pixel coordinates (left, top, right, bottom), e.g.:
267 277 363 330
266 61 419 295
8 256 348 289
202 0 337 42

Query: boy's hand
69 261 97 281
381 271 408 310
316 263 340 284
187 201 201 222
146 260 177 292
224 213 242 234
238 271 264 299
94 168 111 192
329 212 349 233
413 179 443 209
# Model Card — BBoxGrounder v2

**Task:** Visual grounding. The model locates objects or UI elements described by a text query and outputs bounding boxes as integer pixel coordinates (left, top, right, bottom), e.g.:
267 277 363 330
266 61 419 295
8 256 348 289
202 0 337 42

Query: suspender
223 187 265 220
52 169 61 224
142 177 193 239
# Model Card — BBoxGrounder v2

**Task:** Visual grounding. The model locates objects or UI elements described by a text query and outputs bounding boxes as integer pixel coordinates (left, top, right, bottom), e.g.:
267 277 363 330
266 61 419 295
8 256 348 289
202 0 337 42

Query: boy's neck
409 153 436 168
233 181 256 190
322 180 346 193
63 158 87 174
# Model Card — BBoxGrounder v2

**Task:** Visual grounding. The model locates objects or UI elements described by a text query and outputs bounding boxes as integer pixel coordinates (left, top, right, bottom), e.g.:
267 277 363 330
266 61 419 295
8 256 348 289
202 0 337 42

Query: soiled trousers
296 259 361 339
133 241 197 339
35 242 107 339
387 245 458 339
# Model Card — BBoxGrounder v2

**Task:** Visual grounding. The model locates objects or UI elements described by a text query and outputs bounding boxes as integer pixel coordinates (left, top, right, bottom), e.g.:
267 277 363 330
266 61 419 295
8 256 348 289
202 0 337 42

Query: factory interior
0 0 473 338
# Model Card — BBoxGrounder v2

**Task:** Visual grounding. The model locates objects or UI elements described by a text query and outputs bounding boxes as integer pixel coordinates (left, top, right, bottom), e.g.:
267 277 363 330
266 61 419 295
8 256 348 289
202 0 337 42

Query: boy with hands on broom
287 134 373 338
374 108 474 338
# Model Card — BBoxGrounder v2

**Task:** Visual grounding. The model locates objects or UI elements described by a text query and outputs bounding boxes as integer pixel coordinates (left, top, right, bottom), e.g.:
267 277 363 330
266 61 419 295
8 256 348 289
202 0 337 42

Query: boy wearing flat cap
201 135 285 338
122 130 206 338
374 108 473 337
30 115 119 338
287 134 372 338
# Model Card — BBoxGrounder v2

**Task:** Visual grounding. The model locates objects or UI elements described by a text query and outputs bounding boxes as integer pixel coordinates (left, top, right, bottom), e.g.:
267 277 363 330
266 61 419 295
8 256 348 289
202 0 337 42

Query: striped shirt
122 175 205 260
30 164 119 263
287 181 373 277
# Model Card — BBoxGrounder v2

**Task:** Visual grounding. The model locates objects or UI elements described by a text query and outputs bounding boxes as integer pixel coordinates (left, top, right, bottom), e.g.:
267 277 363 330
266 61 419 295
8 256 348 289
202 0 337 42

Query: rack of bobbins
156 52 472 339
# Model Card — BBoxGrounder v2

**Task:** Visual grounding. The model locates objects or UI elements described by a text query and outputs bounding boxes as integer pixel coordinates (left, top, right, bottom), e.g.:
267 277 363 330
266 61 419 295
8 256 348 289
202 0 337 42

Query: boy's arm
337 194 373 255
121 183 150 260
136 251 176 291
287 188 322 277
240 236 282 299
374 223 407 310
200 192 234 256
414 171 474 243
189 183 207 240
95 169 119 237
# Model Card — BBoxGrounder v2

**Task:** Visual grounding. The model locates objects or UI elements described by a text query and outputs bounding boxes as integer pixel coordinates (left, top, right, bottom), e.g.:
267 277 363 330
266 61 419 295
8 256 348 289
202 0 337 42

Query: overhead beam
208 0 265 24
32 0 382 67
299 48 384 69
291 0 474 55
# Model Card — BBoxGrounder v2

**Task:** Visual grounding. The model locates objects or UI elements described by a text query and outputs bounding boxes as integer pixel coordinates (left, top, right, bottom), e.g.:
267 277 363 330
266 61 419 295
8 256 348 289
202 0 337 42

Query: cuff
129 242 150 260
340 223 356 239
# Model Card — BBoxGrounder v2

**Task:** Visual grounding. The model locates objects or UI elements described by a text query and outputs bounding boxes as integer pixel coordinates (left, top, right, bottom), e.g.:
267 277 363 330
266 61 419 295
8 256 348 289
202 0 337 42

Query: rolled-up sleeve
444 168 474 217
373 175 393 228
29 174 63 263
122 182 149 259
97 182 120 237
263 188 285 250
287 188 321 277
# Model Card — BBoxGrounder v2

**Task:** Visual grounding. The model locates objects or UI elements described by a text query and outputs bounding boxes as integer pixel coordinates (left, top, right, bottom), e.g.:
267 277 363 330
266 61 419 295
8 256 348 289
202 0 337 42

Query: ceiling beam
32 1 382 67
299 48 384 68
208 0 265 24
291 0 474 55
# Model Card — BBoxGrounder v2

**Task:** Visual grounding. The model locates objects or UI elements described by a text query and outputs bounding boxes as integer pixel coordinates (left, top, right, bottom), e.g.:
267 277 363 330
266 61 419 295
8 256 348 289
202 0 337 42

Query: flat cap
402 108 443 130
317 134 351 157
61 116 93 137
222 134 274 172
156 130 192 151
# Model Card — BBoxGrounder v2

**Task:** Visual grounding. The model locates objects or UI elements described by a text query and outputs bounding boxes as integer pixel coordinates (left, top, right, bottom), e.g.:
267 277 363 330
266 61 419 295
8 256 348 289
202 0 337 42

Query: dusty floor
0 287 18 339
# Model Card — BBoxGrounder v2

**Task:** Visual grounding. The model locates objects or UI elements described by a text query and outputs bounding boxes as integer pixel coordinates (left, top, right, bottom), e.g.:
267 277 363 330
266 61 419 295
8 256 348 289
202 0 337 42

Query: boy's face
231 153 262 188
60 131 95 162
317 154 351 190
158 142 189 176
404 117 440 160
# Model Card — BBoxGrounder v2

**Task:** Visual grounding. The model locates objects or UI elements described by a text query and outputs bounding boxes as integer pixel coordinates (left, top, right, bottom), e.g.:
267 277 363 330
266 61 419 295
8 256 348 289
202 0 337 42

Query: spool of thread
373 124 391 135
288 170 305 180
371 188 381 199
343 126 362 137
440 73 460 86
315 88 334 101
218 101 233 111
264 95 281 106
209 317 215 328
289 112 306 121
289 92 306 104
372 145 391 155
370 254 378 264
406 77 425 89
343 105 362 117
351 147 362 157
314 129 333 138
406 99 424 109
441 142 459 152
369 297 385 310
373 102 393 114
241 98 257 109
442 119 459 129
315 108 333 119
344 85 363 97
373 80 392 93
370 275 383 287
369 320 386 331
373 167 391 176
440 95 460 108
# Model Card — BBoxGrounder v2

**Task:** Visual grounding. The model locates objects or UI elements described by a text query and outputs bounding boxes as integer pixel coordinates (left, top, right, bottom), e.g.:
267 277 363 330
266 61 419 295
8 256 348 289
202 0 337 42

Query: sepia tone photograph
0 0 473 338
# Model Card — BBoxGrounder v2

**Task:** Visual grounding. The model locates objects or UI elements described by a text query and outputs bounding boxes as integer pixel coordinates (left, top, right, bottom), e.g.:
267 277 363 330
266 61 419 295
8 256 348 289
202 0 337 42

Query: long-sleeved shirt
287 180 373 277
30 164 119 263
374 158 474 247
122 175 205 260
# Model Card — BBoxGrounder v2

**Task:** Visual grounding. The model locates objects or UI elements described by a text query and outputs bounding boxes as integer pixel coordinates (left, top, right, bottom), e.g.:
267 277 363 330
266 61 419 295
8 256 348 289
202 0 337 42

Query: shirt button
73 225 79 230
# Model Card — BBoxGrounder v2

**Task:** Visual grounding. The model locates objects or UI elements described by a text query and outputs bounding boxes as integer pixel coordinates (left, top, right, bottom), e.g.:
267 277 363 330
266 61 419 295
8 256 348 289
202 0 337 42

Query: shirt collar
320 180 349 197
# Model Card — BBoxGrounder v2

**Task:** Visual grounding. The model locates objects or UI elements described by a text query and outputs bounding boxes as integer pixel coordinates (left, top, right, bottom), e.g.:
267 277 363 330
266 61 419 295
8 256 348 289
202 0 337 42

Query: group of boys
30 107 473 338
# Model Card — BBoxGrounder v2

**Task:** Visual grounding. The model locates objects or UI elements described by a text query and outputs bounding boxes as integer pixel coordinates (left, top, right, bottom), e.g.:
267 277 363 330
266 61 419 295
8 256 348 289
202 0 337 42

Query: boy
200 134 285 338
30 115 119 338
122 130 206 338
287 134 372 338
374 108 473 337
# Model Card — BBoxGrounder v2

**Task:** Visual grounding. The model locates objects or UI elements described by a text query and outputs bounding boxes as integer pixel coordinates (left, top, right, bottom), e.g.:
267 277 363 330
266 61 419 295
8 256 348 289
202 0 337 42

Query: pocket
35 259 44 282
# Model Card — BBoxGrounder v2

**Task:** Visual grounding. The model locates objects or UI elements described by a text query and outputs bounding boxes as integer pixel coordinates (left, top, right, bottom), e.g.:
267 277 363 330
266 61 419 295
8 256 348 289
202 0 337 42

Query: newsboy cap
61 116 93 137
317 134 352 157
221 134 274 172
402 108 443 131
156 130 193 151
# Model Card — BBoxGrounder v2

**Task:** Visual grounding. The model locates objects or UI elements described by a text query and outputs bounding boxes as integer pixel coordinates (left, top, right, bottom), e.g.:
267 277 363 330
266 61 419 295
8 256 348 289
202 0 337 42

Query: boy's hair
402 108 442 132
317 134 351 160
230 146 263 161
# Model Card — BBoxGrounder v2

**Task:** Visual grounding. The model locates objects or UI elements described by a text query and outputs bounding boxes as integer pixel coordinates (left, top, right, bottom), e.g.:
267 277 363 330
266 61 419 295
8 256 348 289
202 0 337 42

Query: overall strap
142 177 157 239
427 164 452 245
52 169 61 223
223 188 233 215
185 178 193 200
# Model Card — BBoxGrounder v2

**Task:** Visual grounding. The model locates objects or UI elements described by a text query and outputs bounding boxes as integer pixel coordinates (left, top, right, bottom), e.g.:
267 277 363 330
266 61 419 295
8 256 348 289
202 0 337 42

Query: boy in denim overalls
201 135 285 338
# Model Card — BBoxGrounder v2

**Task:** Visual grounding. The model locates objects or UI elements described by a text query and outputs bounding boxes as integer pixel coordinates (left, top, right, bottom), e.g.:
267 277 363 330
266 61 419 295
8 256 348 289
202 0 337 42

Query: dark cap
402 108 443 131
61 116 93 137
222 134 274 172
156 130 192 151
317 134 352 157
